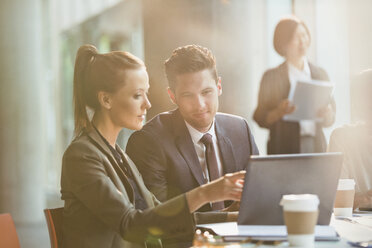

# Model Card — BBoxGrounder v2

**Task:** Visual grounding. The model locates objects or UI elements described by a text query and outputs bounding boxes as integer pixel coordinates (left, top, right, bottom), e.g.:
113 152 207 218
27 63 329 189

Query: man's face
168 69 222 133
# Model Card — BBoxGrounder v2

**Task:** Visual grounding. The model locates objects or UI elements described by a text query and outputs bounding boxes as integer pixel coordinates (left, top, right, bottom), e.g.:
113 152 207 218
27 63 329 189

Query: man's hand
221 201 240 212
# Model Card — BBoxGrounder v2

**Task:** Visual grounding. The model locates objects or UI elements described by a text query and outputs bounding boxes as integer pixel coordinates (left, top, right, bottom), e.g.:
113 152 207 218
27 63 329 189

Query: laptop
237 152 343 225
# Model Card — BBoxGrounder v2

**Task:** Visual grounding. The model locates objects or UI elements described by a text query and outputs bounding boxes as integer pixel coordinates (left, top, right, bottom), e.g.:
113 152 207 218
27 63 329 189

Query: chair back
44 208 64 248
0 213 21 248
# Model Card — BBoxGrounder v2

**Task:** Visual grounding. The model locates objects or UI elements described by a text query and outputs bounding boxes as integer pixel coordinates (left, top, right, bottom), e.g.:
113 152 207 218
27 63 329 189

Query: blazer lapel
215 119 236 174
117 149 155 208
173 110 207 186
278 62 291 98
86 129 135 202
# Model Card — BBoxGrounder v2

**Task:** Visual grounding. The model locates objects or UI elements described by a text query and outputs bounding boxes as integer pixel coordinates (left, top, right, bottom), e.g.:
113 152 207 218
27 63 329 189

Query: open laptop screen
237 153 342 225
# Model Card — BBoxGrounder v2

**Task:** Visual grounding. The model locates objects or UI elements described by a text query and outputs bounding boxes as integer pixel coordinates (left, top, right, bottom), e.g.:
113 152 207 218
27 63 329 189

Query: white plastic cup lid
280 194 319 212
337 179 355 190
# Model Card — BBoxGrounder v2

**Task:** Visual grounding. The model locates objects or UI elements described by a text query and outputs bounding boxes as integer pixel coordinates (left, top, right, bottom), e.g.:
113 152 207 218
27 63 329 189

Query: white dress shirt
288 59 316 137
185 120 223 182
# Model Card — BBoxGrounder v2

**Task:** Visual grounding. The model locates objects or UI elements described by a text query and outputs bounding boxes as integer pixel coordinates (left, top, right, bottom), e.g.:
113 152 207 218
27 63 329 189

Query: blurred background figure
1 1 372 247
253 16 336 154
328 69 372 210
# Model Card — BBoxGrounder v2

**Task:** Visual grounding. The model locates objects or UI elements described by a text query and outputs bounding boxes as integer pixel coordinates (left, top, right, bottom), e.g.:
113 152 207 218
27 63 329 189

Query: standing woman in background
253 16 335 154
60 44 245 248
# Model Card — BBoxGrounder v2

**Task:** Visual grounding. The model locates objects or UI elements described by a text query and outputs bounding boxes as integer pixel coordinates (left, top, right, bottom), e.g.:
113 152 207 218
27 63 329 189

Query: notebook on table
197 222 339 242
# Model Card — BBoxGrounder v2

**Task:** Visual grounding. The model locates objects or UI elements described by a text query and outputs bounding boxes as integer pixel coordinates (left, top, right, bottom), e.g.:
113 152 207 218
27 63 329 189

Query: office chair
44 207 63 248
0 213 21 248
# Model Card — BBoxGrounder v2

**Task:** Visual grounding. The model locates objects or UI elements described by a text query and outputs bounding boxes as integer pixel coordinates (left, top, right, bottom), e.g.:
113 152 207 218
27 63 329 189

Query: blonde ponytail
72 44 145 137
73 44 98 136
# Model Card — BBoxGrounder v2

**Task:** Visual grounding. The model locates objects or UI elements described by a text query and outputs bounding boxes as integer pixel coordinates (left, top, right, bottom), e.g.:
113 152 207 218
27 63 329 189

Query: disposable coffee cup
280 194 319 247
334 179 355 217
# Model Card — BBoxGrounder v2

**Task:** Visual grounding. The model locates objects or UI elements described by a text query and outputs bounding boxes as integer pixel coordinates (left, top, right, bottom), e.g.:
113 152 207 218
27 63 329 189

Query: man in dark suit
126 45 259 214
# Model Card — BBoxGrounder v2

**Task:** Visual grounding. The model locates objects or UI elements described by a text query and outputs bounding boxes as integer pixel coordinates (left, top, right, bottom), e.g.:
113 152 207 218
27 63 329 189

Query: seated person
328 69 372 209
60 44 246 248
126 45 259 218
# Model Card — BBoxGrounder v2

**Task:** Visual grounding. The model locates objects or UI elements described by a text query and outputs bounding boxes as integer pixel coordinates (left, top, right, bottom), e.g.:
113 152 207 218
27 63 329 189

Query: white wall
348 0 372 75
249 0 292 154
314 0 350 139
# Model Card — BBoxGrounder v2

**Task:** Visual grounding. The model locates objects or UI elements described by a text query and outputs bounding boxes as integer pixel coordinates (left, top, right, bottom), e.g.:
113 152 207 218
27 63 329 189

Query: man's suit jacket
60 128 194 248
126 109 259 212
253 61 336 154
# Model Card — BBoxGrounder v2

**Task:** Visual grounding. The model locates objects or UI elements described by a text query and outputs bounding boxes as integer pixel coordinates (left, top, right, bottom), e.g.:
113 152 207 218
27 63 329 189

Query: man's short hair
273 16 311 57
164 45 218 90
351 69 372 121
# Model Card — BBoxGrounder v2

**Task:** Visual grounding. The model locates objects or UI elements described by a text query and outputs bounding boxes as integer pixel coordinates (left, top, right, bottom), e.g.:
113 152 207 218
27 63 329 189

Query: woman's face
286 24 310 59
108 68 151 131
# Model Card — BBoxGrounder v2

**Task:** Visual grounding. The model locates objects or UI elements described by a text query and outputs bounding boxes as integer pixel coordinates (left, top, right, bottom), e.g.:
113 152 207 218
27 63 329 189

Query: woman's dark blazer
253 61 336 154
60 128 194 248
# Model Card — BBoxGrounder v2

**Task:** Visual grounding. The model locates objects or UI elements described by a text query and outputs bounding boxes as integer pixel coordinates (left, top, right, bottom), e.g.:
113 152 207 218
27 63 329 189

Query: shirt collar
288 58 311 76
185 119 216 145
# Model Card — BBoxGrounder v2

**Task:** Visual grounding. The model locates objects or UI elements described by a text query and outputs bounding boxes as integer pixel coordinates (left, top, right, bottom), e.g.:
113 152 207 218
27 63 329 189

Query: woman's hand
266 99 296 125
277 99 296 116
317 104 332 118
317 104 334 127
204 171 245 203
186 171 246 213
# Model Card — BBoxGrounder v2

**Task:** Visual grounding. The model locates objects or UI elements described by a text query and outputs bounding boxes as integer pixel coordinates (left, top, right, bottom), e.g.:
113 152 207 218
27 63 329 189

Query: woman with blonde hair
60 44 245 248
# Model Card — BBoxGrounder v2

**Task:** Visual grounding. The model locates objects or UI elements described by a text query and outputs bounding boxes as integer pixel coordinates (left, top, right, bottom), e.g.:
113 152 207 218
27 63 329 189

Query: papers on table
196 222 339 241
331 215 372 243
283 79 334 122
